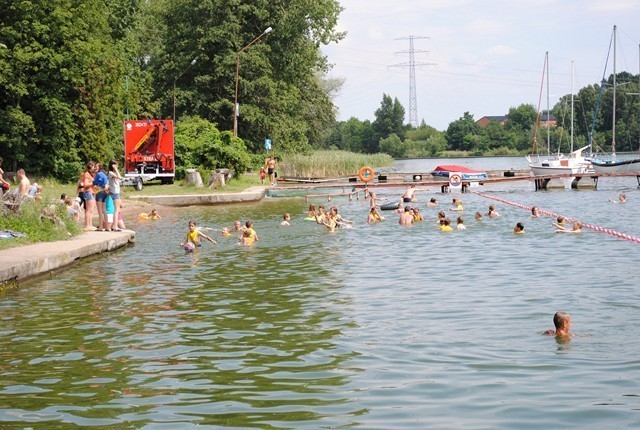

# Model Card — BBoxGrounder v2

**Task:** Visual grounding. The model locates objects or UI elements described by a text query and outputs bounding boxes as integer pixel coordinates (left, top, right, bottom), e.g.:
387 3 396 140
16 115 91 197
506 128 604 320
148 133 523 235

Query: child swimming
544 311 575 338
513 222 525 234
180 220 216 252
281 213 291 226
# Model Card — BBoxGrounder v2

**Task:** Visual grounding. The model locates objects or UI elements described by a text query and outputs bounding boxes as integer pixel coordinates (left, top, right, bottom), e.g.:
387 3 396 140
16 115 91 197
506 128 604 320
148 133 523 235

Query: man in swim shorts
265 156 277 185
402 185 416 203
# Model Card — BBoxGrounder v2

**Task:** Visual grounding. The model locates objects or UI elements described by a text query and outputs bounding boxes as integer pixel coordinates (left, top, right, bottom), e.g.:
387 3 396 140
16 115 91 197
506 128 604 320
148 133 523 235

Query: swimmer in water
281 213 291 226
609 193 626 204
544 311 575 338
368 207 385 224
239 229 254 245
486 204 500 218
553 221 583 233
180 220 216 250
513 222 525 234
440 218 453 232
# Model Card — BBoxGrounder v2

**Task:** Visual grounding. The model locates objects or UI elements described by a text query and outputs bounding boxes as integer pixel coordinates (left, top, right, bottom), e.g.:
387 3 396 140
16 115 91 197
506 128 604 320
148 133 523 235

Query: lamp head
263 27 273 35
190 59 197 65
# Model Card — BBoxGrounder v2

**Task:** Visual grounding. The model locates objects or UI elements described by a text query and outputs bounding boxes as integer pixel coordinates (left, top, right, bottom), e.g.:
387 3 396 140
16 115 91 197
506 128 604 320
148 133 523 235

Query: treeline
323 73 640 158
0 0 344 181
2 0 639 181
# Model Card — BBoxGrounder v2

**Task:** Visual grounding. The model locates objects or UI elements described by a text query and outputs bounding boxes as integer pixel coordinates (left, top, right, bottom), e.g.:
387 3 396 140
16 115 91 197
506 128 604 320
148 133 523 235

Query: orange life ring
358 166 375 182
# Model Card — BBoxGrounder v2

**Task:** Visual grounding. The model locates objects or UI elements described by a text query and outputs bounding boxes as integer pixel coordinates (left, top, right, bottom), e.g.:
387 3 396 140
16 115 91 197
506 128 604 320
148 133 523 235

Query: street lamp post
173 58 197 122
234 27 273 138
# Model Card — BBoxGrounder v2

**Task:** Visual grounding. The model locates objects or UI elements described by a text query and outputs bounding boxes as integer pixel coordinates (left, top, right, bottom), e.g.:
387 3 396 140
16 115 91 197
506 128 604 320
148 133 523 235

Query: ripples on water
2 159 640 428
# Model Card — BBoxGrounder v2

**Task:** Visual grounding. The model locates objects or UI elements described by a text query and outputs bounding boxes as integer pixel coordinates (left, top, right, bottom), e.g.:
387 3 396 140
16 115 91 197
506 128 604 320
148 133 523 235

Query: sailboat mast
571 61 575 152
612 25 617 158
546 52 551 156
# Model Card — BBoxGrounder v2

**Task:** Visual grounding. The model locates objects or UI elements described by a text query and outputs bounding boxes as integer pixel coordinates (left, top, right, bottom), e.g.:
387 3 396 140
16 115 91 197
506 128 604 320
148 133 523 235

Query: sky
321 0 640 131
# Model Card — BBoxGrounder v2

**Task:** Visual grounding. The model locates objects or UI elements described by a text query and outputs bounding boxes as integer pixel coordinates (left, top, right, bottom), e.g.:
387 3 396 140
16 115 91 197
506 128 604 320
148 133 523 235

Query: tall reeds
279 150 394 178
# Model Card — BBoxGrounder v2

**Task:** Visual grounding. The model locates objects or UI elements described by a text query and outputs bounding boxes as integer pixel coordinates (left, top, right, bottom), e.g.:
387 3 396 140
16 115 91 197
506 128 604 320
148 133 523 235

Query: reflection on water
2 158 640 428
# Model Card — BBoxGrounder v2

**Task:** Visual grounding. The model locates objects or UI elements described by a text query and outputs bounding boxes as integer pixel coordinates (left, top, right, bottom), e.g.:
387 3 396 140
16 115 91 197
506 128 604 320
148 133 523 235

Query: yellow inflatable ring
358 166 375 182
138 213 149 220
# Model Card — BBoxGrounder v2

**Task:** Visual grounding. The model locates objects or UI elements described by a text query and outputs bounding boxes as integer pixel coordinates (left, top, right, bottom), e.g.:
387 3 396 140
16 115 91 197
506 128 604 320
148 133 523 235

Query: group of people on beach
0 157 43 202
77 160 123 231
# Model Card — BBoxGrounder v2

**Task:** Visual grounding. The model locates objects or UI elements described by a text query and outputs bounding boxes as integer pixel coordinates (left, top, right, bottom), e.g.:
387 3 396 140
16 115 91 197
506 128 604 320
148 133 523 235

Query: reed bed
279 150 394 178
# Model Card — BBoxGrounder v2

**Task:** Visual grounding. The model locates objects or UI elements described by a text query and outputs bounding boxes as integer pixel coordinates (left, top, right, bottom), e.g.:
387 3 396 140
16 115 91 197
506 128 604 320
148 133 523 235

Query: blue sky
322 0 640 131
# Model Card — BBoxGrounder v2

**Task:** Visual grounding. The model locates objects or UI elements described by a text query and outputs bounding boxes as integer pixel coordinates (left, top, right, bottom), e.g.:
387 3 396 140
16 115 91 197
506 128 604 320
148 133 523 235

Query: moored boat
430 165 488 181
590 27 640 174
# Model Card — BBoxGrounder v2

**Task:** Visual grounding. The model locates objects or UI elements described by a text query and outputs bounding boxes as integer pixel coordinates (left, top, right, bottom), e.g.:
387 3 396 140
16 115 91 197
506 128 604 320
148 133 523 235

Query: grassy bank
0 198 82 250
0 174 260 250
24 174 261 201
279 150 394 178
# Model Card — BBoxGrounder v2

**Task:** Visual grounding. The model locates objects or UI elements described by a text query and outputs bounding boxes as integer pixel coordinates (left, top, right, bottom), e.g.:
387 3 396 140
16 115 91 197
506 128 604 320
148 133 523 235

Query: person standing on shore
265 156 277 186
81 162 96 230
93 163 108 231
108 160 123 231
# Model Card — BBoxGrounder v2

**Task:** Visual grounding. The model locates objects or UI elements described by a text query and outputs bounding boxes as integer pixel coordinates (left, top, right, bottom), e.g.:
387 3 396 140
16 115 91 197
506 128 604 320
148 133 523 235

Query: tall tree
0 0 128 181
445 112 480 151
371 93 405 153
149 0 345 153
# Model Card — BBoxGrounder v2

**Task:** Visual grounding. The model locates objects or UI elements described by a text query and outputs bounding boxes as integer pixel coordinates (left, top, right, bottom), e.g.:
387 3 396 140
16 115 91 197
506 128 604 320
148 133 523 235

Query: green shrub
174 116 252 179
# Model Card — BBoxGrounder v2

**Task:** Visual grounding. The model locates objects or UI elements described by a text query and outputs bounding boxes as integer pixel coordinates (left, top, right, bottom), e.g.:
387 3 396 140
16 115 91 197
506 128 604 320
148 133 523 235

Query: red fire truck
123 119 175 190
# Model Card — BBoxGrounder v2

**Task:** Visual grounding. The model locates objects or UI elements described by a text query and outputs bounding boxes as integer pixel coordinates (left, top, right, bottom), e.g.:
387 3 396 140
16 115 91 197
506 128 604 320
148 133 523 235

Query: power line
389 35 435 127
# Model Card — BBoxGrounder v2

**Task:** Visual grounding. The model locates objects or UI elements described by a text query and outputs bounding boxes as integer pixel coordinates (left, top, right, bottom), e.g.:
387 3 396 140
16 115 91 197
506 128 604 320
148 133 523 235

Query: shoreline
0 187 267 287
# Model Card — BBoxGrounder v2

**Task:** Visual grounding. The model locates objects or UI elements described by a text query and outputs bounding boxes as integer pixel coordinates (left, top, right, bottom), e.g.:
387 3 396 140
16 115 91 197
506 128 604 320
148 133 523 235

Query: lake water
2 157 640 428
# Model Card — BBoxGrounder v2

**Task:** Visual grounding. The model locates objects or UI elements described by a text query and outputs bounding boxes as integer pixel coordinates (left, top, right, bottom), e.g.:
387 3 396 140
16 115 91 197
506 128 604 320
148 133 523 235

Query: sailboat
526 52 592 176
591 26 640 173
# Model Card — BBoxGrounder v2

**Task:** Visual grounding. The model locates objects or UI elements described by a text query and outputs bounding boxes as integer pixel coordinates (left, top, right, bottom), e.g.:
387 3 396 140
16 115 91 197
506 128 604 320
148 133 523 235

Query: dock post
571 177 580 189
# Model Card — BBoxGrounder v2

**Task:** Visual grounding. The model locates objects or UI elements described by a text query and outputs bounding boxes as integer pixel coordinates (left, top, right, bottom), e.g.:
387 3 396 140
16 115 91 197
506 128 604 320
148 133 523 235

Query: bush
174 116 252 180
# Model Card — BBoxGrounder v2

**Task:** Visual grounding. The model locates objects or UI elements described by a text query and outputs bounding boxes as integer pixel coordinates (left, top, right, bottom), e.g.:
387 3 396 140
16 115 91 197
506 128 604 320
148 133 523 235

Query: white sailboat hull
591 158 640 173
526 146 593 176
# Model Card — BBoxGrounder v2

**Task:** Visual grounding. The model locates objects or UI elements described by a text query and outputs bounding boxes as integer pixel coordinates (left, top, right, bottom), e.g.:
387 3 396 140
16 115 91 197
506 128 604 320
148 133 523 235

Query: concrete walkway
0 230 135 287
127 186 266 206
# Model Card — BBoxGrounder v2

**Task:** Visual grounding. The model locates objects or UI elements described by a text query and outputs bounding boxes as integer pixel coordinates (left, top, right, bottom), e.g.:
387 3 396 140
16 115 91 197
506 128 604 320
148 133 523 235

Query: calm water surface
2 158 640 428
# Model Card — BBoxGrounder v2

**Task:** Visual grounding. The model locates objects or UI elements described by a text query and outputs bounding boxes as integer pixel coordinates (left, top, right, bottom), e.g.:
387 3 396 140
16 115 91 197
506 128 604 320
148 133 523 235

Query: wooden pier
278 170 640 194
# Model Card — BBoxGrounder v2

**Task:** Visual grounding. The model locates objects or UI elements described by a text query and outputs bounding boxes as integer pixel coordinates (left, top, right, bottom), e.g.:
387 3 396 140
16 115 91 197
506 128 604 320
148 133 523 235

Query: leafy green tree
445 112 480 151
505 104 537 132
151 0 345 153
371 94 406 153
378 133 404 158
0 0 127 181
